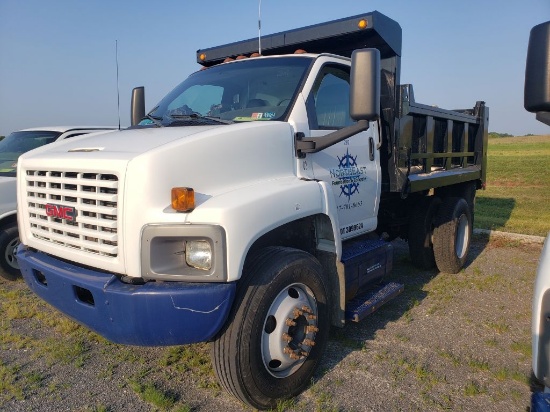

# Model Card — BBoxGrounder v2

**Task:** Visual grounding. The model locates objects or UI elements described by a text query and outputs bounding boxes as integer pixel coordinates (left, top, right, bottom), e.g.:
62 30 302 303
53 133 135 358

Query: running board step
345 282 404 322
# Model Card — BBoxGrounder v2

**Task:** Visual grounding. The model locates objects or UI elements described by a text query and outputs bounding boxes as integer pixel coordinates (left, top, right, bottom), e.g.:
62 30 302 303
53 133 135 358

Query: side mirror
525 21 550 126
350 48 381 121
131 87 145 126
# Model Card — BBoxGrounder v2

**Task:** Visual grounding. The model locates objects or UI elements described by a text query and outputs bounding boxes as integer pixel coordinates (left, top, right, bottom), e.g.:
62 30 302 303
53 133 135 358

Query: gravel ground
0 233 543 411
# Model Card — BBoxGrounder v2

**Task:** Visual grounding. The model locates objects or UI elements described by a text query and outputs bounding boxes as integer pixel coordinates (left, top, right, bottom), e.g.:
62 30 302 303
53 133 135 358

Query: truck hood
0 175 16 185
18 121 296 199
124 121 296 198
18 126 220 163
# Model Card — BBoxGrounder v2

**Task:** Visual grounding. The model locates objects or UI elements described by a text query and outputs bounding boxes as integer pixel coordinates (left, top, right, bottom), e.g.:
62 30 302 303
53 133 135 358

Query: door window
308 65 355 130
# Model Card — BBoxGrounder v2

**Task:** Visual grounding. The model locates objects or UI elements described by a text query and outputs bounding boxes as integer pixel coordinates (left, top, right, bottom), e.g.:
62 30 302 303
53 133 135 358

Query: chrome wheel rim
5 236 20 270
261 283 318 378
455 214 469 259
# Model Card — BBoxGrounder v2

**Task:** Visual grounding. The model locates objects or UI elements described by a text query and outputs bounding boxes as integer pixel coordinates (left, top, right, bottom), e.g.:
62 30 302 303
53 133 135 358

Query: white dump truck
16 12 488 409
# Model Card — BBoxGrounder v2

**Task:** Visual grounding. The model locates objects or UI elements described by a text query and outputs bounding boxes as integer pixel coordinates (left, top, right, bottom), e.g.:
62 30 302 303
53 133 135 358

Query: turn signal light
171 187 195 212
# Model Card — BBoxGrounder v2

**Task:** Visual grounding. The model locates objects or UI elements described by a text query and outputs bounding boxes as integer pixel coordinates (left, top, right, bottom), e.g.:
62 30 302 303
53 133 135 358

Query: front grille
25 170 119 257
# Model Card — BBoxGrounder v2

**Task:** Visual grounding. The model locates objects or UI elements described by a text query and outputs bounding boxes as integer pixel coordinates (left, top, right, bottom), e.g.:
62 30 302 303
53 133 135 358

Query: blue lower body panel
532 391 550 412
341 238 393 300
17 245 236 346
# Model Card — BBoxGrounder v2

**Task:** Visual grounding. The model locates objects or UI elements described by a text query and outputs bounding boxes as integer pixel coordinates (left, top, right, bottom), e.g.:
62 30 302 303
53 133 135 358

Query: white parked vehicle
0 126 114 280
533 236 550 401
525 20 550 412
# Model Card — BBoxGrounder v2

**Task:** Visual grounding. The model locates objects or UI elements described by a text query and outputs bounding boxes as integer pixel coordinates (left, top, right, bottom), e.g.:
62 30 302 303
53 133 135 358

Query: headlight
185 240 212 270
141 224 226 282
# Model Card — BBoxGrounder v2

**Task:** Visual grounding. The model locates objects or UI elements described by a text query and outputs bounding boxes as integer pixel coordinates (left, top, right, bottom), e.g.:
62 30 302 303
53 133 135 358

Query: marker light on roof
358 19 368 30
199 53 206 61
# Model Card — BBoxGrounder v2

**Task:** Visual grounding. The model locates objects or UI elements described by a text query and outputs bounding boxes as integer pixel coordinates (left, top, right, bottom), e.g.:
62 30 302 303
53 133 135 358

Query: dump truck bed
382 85 488 194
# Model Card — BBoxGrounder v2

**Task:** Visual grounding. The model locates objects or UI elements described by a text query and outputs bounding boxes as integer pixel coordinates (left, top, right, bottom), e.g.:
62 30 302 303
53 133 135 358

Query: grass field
475 134 550 237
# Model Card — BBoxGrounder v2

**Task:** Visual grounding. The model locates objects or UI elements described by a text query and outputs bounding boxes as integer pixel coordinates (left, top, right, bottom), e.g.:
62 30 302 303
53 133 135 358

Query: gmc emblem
45 204 76 221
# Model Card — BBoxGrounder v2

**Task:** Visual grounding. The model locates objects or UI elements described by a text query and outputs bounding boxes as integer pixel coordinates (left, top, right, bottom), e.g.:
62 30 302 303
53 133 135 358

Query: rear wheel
408 196 441 269
0 222 20 281
211 247 330 410
433 197 472 274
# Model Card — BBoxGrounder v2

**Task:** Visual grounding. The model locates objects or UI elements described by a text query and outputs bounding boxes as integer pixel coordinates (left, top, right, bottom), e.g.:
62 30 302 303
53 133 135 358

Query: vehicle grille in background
25 170 119 258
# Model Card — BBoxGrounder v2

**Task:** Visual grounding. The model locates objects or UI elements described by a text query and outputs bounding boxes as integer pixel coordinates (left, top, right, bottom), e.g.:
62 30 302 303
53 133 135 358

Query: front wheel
433 197 472 274
0 222 20 281
211 247 330 410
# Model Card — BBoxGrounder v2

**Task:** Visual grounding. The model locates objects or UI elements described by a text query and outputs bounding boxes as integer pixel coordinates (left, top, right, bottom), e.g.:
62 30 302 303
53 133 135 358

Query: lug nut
282 333 292 343
306 325 319 333
307 314 317 320
303 338 316 347
301 305 312 313
284 346 302 360
293 308 303 317
286 318 297 327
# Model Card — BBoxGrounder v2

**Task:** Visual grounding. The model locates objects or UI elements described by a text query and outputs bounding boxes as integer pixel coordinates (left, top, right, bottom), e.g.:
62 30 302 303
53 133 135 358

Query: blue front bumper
17 245 236 346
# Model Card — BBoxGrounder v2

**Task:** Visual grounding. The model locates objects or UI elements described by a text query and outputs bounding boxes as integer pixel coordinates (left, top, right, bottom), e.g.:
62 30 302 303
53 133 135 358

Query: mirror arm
295 120 369 157
536 112 550 127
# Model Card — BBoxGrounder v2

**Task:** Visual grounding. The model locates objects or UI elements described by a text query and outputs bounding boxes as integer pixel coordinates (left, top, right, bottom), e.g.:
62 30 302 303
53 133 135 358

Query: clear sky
0 0 549 136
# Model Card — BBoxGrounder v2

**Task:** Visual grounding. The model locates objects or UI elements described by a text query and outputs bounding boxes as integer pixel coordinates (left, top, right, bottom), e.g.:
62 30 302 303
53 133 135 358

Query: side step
345 282 404 322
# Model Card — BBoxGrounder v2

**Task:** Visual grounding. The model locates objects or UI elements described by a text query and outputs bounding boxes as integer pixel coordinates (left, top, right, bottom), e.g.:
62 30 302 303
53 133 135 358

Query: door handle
369 137 375 161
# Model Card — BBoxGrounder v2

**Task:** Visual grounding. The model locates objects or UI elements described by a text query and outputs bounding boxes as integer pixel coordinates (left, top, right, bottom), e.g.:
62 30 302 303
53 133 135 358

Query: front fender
188 177 328 282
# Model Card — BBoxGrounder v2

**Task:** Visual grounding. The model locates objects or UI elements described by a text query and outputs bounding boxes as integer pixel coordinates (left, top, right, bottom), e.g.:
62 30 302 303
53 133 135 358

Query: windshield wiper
143 114 163 127
167 113 233 125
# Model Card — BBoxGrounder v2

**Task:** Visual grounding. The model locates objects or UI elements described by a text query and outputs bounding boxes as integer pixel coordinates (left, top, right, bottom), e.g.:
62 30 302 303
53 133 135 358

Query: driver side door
305 63 381 240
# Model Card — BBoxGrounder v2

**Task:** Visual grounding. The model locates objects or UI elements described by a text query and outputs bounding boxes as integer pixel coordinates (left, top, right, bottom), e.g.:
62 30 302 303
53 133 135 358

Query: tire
433 197 472 274
211 247 330 410
408 196 441 269
0 222 21 281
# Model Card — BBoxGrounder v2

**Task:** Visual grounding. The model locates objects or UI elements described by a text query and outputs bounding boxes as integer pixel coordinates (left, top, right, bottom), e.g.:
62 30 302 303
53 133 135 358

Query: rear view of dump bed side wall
380 84 488 194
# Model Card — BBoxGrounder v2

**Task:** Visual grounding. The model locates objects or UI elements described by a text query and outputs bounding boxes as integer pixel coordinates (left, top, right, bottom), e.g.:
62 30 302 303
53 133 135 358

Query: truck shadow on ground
474 196 516 234
312 197 517 385
314 234 496 382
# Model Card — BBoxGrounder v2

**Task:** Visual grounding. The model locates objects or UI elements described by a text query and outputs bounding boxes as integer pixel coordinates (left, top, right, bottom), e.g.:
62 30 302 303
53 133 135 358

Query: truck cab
138 49 382 239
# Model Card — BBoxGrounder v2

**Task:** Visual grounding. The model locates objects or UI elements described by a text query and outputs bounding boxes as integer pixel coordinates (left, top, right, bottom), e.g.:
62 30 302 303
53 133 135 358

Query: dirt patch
0 235 541 411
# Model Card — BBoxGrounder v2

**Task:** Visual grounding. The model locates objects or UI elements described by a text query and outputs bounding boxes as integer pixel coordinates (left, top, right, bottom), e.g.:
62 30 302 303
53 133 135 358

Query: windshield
0 130 62 177
142 56 313 127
